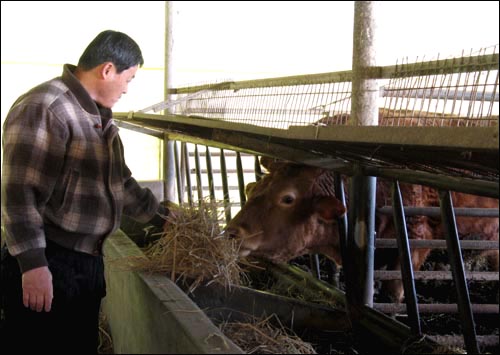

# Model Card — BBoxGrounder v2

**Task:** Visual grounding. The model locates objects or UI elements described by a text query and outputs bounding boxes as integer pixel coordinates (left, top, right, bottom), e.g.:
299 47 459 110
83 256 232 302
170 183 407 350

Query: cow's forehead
254 169 314 195
275 165 318 181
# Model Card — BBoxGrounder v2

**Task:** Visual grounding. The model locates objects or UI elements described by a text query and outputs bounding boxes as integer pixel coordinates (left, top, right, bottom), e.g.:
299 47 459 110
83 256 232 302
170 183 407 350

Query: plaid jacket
2 64 162 272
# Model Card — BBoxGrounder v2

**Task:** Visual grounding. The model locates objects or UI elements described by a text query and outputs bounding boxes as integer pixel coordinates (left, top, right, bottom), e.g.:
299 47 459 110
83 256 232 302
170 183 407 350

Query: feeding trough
102 229 352 354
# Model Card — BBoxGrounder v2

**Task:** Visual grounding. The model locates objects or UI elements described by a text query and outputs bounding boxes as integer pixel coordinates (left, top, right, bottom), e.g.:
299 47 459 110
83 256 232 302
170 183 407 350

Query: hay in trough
124 200 245 293
219 314 317 354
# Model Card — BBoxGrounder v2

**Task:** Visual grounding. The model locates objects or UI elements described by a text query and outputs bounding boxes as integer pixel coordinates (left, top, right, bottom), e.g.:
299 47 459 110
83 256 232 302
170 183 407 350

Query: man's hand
22 266 53 312
161 200 180 228
166 208 179 225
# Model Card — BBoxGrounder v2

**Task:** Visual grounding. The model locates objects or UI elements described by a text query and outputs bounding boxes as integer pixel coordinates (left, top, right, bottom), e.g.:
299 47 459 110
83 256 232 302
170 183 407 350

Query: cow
225 156 499 303
315 108 498 127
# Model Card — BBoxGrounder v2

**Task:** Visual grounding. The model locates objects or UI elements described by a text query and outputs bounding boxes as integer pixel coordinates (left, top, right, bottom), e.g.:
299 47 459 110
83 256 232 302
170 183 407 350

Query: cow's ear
260 156 275 171
314 196 346 223
260 156 290 172
245 182 257 197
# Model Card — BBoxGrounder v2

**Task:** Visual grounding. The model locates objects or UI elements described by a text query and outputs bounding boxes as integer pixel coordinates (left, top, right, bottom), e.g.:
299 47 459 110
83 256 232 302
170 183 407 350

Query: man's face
98 64 138 108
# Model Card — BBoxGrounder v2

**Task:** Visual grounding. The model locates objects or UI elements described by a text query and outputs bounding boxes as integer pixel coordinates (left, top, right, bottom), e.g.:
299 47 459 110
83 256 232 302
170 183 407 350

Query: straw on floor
219 314 317 354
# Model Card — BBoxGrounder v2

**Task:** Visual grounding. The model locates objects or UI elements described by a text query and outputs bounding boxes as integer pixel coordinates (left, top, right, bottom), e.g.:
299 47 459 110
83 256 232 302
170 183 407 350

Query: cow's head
226 157 346 264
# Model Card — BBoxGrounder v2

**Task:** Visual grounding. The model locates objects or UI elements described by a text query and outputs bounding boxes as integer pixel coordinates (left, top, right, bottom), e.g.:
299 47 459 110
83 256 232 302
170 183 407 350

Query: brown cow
316 108 498 127
226 157 499 302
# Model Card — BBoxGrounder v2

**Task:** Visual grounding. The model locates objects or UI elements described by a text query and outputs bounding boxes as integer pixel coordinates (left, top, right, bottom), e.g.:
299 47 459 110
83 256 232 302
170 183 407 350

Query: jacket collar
61 64 112 120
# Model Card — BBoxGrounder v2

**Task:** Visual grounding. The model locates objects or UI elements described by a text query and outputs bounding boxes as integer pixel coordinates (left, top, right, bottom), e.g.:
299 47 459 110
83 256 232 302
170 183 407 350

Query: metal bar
373 303 499 314
476 50 490 119
115 120 164 139
374 270 499 281
205 146 215 202
310 254 321 280
189 185 244 192
179 142 187 205
162 2 175 205
334 173 349 261
381 88 499 103
378 53 499 80
439 190 480 354
375 238 499 250
192 168 255 174
167 53 498 94
164 1 173 105
163 134 176 202
189 151 253 158
489 71 499 118
173 141 182 205
347 1 378 310
377 206 499 217
347 171 377 307
391 181 421 335
236 152 246 206
193 145 203 203
254 155 263 181
220 149 231 223
178 200 240 208
333 172 350 290
182 143 193 207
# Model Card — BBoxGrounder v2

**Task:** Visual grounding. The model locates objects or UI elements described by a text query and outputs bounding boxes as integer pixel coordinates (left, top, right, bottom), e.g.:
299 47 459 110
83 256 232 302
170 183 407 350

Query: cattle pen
103 3 499 354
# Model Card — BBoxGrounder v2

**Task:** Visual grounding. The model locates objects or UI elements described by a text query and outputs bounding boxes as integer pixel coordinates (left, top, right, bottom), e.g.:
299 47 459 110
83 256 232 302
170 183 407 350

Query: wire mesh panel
380 46 499 127
171 45 498 130
173 81 353 129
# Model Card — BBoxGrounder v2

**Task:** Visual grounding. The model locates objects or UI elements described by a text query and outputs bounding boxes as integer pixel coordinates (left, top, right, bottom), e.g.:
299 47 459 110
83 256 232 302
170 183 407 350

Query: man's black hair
77 30 144 73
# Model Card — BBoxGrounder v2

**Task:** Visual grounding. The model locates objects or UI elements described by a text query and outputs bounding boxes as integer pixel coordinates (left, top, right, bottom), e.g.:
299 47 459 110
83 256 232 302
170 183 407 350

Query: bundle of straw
125 200 244 293
219 314 317 354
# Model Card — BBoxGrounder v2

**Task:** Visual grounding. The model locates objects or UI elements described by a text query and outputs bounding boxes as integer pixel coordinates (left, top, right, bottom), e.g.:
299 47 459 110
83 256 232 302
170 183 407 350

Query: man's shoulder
20 77 69 107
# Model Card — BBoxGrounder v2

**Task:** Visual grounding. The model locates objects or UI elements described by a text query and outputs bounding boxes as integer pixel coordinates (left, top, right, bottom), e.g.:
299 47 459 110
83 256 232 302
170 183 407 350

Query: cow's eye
280 195 295 205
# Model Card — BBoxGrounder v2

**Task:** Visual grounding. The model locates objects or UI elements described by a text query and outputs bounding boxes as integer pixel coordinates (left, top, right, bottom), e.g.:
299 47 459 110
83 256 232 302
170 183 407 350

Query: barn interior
1 2 498 354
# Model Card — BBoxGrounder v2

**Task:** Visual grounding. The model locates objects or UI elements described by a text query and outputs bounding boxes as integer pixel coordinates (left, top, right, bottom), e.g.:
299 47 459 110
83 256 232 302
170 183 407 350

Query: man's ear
99 62 114 79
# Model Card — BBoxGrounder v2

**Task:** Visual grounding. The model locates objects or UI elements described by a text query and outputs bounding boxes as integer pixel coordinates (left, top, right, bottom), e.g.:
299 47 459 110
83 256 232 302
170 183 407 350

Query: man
1 30 172 353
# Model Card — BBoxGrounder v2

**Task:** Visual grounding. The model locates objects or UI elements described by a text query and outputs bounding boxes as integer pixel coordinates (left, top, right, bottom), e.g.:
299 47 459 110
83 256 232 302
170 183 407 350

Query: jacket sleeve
118 137 168 226
1 103 67 272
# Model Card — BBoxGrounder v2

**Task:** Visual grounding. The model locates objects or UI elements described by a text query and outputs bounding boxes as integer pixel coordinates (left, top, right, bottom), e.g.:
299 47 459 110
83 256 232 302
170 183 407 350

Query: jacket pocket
53 169 80 215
